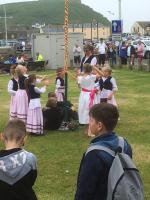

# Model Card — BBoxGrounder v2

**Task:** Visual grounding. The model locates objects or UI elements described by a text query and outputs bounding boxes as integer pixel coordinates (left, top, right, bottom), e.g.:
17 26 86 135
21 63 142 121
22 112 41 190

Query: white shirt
78 74 96 90
96 42 107 54
8 80 18 96
100 77 118 98
29 86 46 109
73 46 81 57
127 46 131 57
55 79 64 89
83 56 97 66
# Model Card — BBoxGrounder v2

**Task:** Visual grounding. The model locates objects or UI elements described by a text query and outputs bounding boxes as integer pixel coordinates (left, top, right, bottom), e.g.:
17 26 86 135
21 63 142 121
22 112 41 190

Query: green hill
0 0 110 26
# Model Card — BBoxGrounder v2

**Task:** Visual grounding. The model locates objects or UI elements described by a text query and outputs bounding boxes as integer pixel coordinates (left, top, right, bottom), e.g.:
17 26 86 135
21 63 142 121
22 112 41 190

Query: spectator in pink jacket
137 40 144 67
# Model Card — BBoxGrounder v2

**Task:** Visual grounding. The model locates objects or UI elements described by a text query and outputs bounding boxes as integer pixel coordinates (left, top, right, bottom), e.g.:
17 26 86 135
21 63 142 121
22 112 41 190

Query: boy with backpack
75 103 144 200
0 119 37 200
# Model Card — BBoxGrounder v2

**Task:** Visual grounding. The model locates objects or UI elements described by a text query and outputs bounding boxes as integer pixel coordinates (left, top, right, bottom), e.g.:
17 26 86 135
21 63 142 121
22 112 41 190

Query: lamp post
0 0 39 45
118 0 121 20
91 19 98 42
0 5 13 45
64 0 69 102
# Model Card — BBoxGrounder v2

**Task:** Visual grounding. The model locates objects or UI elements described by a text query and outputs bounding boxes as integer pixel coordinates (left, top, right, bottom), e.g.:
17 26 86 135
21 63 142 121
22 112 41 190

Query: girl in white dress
99 66 118 107
26 74 49 135
13 65 28 123
8 65 18 119
55 68 65 102
78 64 103 135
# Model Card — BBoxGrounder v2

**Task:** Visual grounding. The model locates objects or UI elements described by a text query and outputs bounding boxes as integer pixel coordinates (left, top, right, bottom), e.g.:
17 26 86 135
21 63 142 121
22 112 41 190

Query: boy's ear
98 122 103 131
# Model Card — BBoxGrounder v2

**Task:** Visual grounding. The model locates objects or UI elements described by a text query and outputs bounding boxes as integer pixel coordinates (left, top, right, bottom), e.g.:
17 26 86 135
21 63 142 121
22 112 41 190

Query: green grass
0 69 150 199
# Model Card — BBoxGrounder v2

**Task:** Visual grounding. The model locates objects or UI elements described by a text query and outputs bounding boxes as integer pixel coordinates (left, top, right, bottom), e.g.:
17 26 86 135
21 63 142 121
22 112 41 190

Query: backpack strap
85 136 125 157
85 145 115 157
118 136 125 152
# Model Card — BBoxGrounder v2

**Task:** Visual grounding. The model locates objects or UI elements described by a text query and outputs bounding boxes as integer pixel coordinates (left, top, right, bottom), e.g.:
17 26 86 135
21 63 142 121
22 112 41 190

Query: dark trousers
98 54 106 65
121 57 127 65
74 56 81 64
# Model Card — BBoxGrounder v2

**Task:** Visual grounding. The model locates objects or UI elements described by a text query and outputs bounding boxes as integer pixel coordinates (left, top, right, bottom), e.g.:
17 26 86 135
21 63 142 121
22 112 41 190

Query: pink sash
82 88 97 109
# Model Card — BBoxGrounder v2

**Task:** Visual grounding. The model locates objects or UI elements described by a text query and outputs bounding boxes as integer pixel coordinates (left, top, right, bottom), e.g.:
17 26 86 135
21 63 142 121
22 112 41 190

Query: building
131 21 150 36
68 23 110 41
0 25 39 41
31 32 84 69
43 24 64 33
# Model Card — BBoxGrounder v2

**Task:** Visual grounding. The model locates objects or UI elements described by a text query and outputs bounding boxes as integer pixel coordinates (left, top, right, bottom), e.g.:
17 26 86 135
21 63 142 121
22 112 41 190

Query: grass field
0 69 150 200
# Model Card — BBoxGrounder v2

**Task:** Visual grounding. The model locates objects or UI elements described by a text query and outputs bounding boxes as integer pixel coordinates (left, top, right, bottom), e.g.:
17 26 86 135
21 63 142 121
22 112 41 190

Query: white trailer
32 32 84 69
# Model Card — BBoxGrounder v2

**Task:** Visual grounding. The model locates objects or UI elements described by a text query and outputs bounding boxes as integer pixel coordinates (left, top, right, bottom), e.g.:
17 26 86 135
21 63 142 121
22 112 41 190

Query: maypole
64 0 69 102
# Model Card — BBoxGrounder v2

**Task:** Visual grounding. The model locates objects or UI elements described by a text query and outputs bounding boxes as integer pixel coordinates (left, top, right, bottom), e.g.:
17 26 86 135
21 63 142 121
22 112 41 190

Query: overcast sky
0 0 150 32
82 0 150 32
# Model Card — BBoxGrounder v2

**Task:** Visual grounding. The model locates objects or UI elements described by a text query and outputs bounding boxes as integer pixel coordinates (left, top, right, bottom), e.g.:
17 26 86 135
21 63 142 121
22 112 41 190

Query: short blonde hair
15 65 24 77
102 66 112 74
83 63 92 73
3 119 27 142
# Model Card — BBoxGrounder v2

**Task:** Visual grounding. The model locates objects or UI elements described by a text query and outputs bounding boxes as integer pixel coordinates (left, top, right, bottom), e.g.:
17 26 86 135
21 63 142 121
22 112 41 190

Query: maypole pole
64 0 69 102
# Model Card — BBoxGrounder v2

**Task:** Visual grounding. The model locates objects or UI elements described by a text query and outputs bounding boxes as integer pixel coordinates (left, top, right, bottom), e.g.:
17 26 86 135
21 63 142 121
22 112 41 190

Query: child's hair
3 119 27 142
83 63 92 74
25 74 36 92
10 65 17 76
46 97 57 108
83 44 94 53
89 103 119 131
56 67 64 76
48 92 56 98
15 65 24 77
102 65 112 74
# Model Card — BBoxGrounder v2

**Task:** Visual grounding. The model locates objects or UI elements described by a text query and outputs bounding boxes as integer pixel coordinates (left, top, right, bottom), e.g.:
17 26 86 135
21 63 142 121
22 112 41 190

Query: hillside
0 0 110 27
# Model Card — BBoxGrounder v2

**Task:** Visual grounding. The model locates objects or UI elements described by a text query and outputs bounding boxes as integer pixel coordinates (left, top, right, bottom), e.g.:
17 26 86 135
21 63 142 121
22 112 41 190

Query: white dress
78 74 98 124
8 79 17 119
100 77 118 106
55 78 64 102
26 86 46 135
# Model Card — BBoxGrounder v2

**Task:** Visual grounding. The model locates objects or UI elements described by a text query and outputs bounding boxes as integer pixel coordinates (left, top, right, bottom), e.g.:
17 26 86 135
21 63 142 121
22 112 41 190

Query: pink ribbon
82 88 97 109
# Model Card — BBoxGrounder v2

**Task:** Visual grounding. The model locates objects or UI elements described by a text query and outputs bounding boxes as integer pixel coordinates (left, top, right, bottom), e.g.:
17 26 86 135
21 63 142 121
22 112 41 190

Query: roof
137 21 150 29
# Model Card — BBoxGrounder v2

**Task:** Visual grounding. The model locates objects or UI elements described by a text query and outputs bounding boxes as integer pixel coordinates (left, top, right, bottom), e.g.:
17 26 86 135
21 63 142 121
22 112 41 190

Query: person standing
127 41 136 69
80 44 97 72
119 41 127 66
12 65 28 123
55 68 65 102
0 119 38 200
107 42 117 67
99 66 118 106
96 38 107 67
26 74 49 135
137 40 144 69
77 64 103 135
73 44 82 67
74 103 132 200
8 65 18 119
